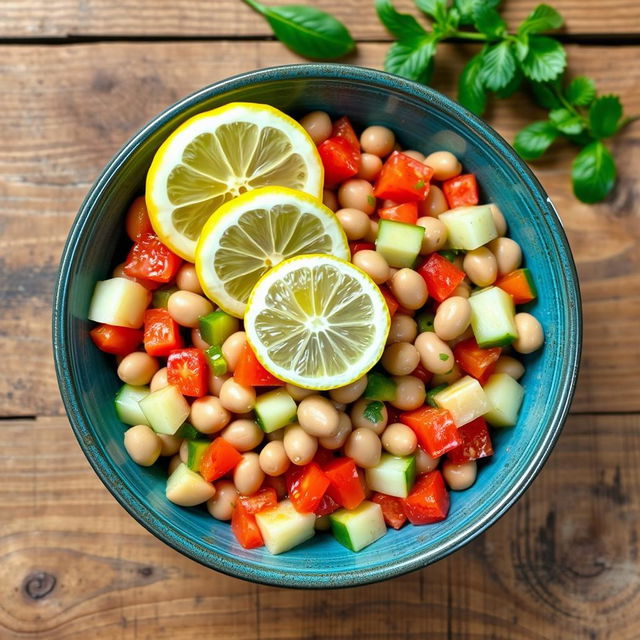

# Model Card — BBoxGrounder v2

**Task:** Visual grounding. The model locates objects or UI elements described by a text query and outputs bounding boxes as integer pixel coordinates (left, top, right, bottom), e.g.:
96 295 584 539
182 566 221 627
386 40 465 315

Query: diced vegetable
255 499 316 554
199 311 240 346
125 195 153 241
364 371 397 402
495 268 537 305
231 500 264 549
403 471 450 525
186 439 211 471
453 338 501 383
166 463 215 506
318 136 360 187
114 384 150 426
349 241 376 256
254 388 297 433
379 202 419 224
167 348 208 397
410 362 432 385
433 375 491 427
234 343 283 387
482 373 525 427
417 253 466 302
204 345 228 375
199 438 242 482
152 285 178 309
143 308 183 356
330 501 387 552
439 205 497 251
447 417 493 463
373 151 433 202
468 286 518 348
365 454 416 498
399 406 461 458
315 493 341 516
442 173 479 209
90 324 143 355
287 463 330 513
416 310 435 333
175 422 200 439
379 286 400 317
371 492 407 529
139 384 190 435
426 384 448 407
375 219 425 268
239 487 278 514
331 116 360 151
124 233 182 283
324 457 365 509
88 278 150 329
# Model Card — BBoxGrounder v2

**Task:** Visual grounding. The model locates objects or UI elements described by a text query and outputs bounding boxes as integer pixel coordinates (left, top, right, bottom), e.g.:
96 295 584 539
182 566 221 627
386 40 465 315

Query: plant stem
450 30 488 41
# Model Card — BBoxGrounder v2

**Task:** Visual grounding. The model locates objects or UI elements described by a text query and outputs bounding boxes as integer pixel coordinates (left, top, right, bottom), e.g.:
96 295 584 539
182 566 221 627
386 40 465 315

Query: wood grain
1 414 638 638
1 41 639 417
1 0 639 38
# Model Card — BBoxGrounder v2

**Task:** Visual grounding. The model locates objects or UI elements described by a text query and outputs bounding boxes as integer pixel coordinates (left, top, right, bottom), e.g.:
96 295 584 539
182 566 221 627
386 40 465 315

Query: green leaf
530 81 562 109
514 121 559 159
363 401 385 423
473 4 506 38
572 141 616 203
519 35 566 82
513 34 529 61
455 0 500 25
243 1 355 59
517 4 563 35
385 37 436 83
376 0 428 39
415 0 448 22
565 76 596 107
480 41 516 91
548 108 584 135
458 53 487 115
495 67 523 98
589 94 623 139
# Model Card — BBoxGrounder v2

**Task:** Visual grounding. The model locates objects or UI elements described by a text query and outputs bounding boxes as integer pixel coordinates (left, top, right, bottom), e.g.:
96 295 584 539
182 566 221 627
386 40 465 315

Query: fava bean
381 423 417 456
512 313 544 354
386 313 418 345
463 247 498 287
390 268 428 310
442 460 477 491
221 331 246 372
191 328 210 350
208 372 230 396
207 480 237 520
167 454 182 475
416 216 447 255
190 395 231 434
219 377 256 413
489 203 507 236
402 149 425 162
117 351 159 386
319 412 352 450
344 428 382 468
357 153 383 181
336 207 370 240
431 362 463 387
323 189 338 211
176 263 204 295
259 440 290 476
350 398 388 434
434 296 471 341
415 447 440 474
415 332 455 375
150 366 169 392
364 219 379 243
233 452 264 496
299 111 332 144
167 290 213 328
352 250 390 284
221 419 263 451
418 184 448 217
285 383 315 402
124 425 161 467
381 342 420 376
489 237 522 276
157 434 182 457
389 375 426 410
493 355 525 380
283 424 318 465
424 151 461 181
360 125 395 157
338 179 376 214
329 376 368 404
297 395 340 438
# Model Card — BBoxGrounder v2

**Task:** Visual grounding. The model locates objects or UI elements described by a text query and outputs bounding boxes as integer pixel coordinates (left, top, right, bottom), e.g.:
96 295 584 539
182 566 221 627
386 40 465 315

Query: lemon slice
195 187 349 317
244 254 390 390
146 102 324 261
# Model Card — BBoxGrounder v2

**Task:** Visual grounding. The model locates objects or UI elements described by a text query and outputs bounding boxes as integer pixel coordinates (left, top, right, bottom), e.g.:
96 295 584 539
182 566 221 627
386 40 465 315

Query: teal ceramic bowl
53 64 581 588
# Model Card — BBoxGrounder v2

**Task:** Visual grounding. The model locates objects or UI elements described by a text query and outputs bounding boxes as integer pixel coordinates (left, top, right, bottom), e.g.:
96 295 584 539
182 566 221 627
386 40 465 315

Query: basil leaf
513 34 529 61
244 0 355 59
385 37 436 83
480 41 516 91
530 80 562 109
415 0 448 23
458 53 487 115
376 0 428 40
565 76 596 107
549 108 584 135
473 4 506 38
455 0 500 26
520 36 566 82
572 141 616 203
589 95 623 139
363 400 385 424
495 67 523 98
514 121 559 159
517 4 564 35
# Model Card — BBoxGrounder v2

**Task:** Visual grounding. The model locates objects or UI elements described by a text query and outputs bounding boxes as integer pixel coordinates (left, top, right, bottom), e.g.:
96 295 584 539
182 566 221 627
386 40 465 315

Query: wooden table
1 1 639 637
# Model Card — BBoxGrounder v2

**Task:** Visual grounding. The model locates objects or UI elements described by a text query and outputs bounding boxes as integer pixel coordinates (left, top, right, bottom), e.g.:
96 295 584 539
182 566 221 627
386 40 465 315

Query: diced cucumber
255 499 316 554
187 439 211 471
114 384 150 426
365 454 416 498
483 373 525 427
88 277 151 329
427 383 448 407
152 285 178 309
175 422 199 439
330 501 387 552
205 345 228 375
166 463 216 506
139 384 190 435
254 388 297 433
439 205 498 250
433 375 490 427
375 219 425 268
199 311 239 346
416 310 435 333
438 249 460 263
469 286 518 348
364 371 397 402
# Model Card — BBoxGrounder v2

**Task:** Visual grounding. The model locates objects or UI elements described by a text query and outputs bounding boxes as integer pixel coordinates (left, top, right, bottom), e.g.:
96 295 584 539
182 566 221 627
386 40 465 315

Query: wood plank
1 0 639 38
1 41 639 416
1 414 638 638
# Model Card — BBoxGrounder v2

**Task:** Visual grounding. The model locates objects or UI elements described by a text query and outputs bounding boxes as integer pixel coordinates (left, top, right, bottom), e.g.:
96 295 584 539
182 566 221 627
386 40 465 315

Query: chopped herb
367 195 377 207
439 353 450 361
414 179 425 189
363 400 385 424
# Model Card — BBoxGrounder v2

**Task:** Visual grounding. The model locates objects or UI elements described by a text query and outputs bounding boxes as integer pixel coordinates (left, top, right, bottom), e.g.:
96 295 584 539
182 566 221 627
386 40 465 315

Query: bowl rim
53 62 582 589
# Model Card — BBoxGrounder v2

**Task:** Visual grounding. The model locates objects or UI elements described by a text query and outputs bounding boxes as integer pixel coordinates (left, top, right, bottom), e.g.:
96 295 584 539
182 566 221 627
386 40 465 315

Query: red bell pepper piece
125 196 154 241
315 492 340 516
378 202 419 225
442 174 479 209
453 338 501 384
410 362 433 385
199 438 242 483
124 233 182 283
313 446 335 468
371 492 407 529
379 285 399 317
403 471 450 525
399 406 461 458
331 116 360 152
324 458 365 510
238 487 278 514
263 474 287 500
286 463 330 513
167 347 208 397
495 268 537 305
349 241 376 256
417 253 466 302
143 308 183 357
447 417 493 464
231 501 264 549
90 324 143 355
318 137 360 187
385 403 401 425
233 343 284 387
373 151 434 202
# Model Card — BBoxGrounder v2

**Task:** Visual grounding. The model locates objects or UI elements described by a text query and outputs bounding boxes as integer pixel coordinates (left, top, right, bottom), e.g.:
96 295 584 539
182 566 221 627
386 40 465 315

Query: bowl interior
54 65 580 588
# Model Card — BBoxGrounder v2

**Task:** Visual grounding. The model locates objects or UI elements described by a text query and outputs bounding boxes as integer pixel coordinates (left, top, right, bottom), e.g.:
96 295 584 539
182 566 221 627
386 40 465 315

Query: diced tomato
143 308 183 357
286 463 330 513
324 458 365 510
331 116 360 152
442 174 479 209
378 202 419 224
263 474 287 500
231 501 264 549
124 233 183 283
399 406 461 458
318 137 360 187
349 241 376 255
238 487 278 514
371 492 407 529
403 471 450 525
385 403 401 425
315 492 340 516
167 348 208 397
495 268 537 305
417 253 466 302
373 152 434 203
447 417 493 464
125 196 153 241
233 343 284 387
199 438 242 483
410 362 433 385
379 285 399 317
90 324 143 355
313 446 335 468
454 338 501 384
